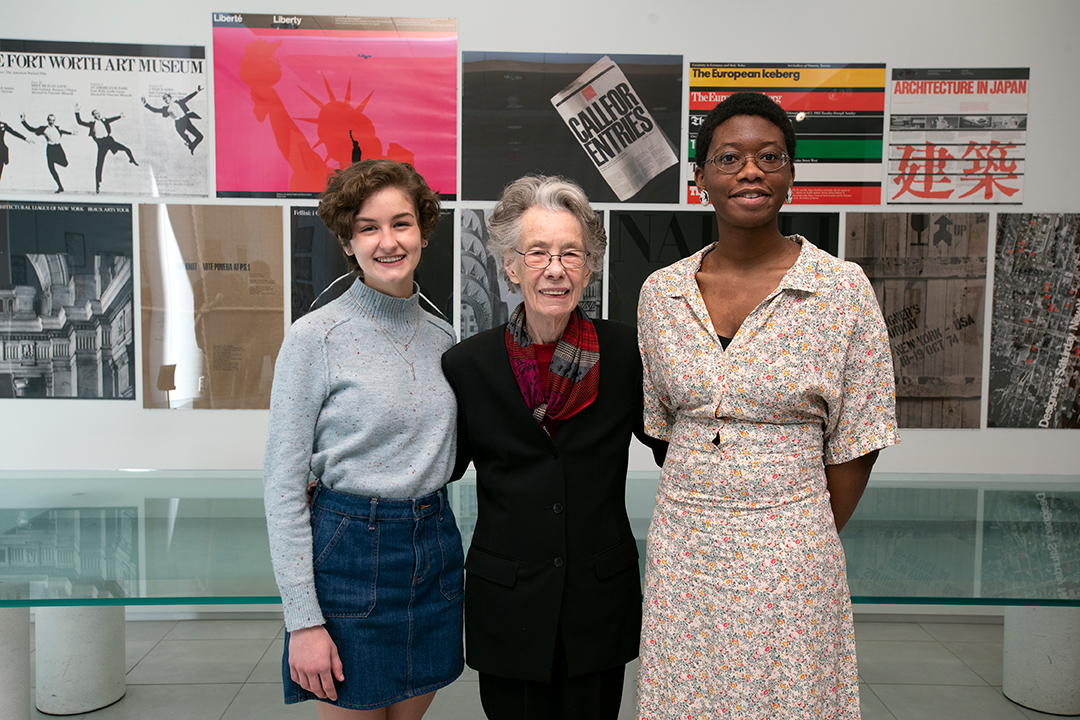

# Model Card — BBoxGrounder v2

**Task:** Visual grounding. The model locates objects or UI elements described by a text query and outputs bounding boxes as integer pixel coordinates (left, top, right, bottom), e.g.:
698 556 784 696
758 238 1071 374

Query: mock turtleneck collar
346 278 420 326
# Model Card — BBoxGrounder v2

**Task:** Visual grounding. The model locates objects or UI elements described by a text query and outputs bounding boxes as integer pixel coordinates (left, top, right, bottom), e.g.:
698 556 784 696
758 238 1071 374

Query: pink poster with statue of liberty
212 14 457 199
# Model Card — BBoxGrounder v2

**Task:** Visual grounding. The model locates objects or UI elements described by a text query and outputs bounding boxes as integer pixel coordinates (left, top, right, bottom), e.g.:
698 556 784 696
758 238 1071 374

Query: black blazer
442 319 659 682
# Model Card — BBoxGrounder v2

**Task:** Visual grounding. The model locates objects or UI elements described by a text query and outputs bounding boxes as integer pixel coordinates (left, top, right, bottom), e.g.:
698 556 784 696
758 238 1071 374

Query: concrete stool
35 606 126 715
0 607 31 720
1003 606 1080 716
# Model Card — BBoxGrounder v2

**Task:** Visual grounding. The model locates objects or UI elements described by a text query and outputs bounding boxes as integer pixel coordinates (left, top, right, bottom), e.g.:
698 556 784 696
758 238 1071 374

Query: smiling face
695 114 795 233
344 185 424 298
505 207 592 333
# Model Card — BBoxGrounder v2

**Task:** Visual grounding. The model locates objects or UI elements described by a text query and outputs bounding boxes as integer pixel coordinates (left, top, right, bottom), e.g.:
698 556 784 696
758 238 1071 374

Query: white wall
1 0 1078 474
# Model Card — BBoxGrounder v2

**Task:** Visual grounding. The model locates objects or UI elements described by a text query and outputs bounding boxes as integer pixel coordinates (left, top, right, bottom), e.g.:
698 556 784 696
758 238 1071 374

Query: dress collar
660 235 828 298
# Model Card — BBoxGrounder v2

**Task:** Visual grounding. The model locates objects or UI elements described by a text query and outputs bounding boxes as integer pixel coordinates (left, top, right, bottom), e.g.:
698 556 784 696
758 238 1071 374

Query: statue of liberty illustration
238 39 414 192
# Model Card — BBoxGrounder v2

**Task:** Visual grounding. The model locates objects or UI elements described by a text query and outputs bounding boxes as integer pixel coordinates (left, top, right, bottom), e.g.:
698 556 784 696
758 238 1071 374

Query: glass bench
2 470 1078 716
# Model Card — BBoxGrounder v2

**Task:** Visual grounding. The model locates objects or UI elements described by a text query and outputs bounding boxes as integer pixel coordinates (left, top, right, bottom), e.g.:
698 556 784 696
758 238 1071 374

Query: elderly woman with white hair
442 174 664 720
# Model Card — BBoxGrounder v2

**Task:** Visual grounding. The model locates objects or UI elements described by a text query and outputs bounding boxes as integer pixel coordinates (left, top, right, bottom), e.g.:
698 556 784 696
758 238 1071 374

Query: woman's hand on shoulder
288 625 344 701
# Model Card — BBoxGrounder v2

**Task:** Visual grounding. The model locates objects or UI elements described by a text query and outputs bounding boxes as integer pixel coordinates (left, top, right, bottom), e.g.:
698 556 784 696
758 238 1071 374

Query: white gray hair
486 174 606 287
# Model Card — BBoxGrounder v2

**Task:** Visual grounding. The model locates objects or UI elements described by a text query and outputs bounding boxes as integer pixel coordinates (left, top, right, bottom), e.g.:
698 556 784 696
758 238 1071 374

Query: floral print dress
635 238 899 720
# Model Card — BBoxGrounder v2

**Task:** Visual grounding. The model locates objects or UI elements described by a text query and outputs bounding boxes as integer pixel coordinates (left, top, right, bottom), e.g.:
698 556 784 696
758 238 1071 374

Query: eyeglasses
515 248 590 270
707 150 790 174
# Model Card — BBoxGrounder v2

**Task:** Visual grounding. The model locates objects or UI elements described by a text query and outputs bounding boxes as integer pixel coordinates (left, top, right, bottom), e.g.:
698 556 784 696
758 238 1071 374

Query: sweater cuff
279 583 325 632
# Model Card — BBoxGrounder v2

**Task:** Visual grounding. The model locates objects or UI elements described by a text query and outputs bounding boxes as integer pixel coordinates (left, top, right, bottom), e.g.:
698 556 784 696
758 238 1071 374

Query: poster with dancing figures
0 39 207 197
212 14 457 199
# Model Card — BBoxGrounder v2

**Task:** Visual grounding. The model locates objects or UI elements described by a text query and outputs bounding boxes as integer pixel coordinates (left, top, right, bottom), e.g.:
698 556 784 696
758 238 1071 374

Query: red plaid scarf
504 303 600 430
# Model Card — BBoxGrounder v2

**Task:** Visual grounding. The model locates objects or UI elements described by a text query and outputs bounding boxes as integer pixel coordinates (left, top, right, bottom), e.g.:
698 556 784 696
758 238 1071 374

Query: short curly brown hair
317 159 441 274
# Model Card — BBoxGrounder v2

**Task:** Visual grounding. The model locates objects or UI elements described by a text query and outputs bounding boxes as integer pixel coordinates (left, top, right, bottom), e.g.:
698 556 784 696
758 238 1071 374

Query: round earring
699 188 710 205
785 188 793 204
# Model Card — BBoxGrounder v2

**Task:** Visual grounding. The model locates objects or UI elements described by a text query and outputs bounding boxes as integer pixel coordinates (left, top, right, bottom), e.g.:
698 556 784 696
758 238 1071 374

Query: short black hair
694 92 796 167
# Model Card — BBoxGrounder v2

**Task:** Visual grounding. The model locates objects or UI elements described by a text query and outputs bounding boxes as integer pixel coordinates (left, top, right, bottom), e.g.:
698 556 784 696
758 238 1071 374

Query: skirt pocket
312 511 378 618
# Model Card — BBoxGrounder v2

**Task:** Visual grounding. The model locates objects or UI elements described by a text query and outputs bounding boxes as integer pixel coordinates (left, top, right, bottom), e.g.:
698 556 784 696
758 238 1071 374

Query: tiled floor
22 617 1066 719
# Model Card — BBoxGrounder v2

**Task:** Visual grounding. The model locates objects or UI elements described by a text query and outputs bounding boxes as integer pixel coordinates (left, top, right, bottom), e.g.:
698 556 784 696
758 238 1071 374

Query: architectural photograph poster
212 14 458 199
139 204 284 410
0 201 134 399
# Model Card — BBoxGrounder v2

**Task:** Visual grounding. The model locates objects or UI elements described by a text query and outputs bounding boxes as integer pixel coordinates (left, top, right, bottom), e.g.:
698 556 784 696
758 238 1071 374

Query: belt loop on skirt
437 488 446 520
367 497 378 530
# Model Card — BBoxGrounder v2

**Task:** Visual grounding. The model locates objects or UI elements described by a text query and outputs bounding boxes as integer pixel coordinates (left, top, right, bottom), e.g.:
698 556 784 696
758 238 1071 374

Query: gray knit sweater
263 278 458 631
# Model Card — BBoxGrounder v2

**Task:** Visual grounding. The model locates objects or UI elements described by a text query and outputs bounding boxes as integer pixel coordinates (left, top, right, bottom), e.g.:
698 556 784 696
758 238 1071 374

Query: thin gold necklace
349 288 421 380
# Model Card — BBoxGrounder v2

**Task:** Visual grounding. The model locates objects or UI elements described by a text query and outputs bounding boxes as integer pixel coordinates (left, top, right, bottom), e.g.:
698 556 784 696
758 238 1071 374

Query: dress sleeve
637 278 675 442
823 266 901 465
263 321 329 631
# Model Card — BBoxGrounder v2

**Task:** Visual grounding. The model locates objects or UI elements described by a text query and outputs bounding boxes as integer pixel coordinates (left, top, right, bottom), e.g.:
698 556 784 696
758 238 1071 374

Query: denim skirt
282 482 465 710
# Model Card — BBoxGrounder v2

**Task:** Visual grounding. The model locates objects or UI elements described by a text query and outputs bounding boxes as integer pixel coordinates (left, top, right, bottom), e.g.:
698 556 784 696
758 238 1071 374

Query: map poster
687 62 885 205
0 201 134 399
212 14 457 199
846 212 988 428
0 38 207 197
290 206 456 325
889 68 1028 204
607 210 838 326
462 52 682 203
989 214 1080 428
140 204 284 410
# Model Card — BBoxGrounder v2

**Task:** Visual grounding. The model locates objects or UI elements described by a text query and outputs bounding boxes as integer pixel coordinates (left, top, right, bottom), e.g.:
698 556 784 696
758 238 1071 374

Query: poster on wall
140 204 284 410
988 213 1080 428
0 39 208 197
290 206 456 324
607 210 838 326
549 56 678 201
889 68 1028 204
846 212 987 429
459 208 602 340
0 201 134 399
212 14 457 200
461 53 682 203
687 62 885 205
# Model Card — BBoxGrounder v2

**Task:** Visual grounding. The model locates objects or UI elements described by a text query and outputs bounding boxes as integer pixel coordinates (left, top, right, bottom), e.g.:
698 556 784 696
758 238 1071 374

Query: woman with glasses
442 174 664 720
635 93 899 719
